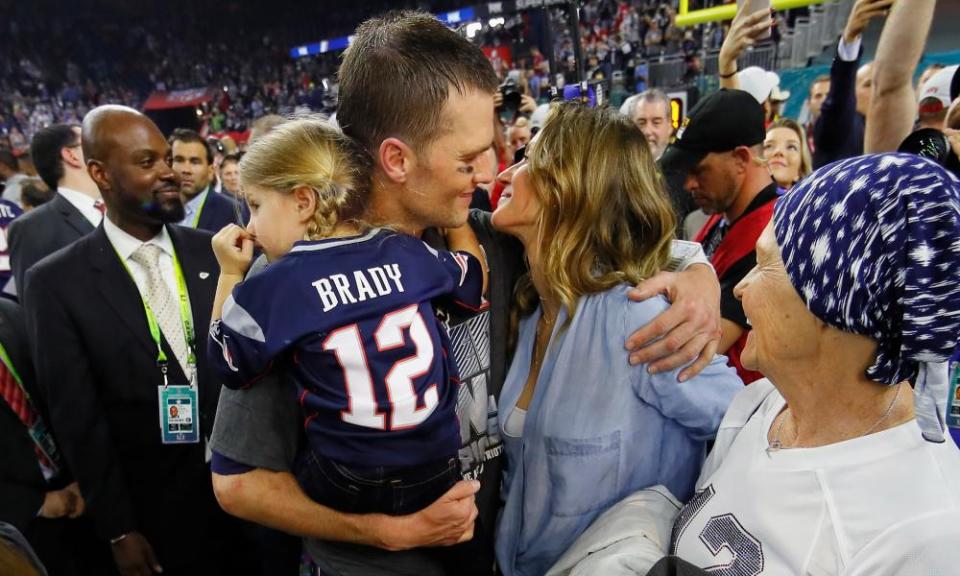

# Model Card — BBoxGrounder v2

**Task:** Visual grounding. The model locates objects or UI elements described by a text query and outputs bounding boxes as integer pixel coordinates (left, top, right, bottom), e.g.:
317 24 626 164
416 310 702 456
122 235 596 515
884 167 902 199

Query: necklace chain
530 311 554 374
766 383 903 456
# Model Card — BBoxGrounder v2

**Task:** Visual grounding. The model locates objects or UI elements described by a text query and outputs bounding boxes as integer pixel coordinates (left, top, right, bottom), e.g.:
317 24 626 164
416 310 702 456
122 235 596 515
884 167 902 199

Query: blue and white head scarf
774 153 960 442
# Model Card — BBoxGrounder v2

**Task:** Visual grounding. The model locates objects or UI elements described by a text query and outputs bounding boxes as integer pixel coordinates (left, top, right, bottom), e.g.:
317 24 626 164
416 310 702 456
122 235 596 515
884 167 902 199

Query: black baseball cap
659 89 766 176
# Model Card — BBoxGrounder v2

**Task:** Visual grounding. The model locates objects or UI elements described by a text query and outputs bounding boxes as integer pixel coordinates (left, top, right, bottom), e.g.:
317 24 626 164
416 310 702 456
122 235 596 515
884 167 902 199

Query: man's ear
87 160 109 194
61 145 83 170
732 146 755 168
378 137 415 184
291 185 317 224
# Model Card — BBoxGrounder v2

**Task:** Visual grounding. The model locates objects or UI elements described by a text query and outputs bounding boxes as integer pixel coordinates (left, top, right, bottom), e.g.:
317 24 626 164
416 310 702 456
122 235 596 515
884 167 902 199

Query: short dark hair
30 124 80 190
337 11 499 153
20 177 54 209
169 128 213 165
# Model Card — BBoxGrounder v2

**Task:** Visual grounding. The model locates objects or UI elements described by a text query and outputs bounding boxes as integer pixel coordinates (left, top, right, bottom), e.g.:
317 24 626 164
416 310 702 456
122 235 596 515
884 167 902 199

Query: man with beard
210 11 723 576
660 89 776 385
22 106 252 576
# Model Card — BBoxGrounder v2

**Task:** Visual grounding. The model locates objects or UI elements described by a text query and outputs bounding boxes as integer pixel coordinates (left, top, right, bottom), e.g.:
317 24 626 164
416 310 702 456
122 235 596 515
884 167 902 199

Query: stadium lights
488 17 505 28
466 22 483 39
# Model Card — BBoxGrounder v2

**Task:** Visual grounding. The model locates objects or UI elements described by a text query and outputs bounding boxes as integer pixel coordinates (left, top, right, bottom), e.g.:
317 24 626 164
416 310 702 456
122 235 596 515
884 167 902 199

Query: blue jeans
296 451 492 575
297 450 459 516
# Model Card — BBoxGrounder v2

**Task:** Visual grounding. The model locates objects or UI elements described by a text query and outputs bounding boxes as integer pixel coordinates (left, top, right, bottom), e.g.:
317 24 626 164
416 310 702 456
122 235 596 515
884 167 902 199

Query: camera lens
898 128 950 164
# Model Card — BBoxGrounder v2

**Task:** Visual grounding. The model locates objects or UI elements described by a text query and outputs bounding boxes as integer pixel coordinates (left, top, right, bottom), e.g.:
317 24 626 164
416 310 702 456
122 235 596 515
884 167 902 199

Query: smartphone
737 0 772 40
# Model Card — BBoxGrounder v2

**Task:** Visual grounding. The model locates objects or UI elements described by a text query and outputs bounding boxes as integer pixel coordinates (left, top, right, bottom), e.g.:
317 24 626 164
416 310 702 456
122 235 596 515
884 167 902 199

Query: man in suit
170 128 244 234
8 124 103 300
23 106 253 576
0 298 115 576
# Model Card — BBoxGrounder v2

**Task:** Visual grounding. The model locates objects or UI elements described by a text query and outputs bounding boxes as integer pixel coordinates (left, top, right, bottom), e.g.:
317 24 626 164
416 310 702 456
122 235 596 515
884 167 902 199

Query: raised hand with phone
719 0 775 90
843 0 895 45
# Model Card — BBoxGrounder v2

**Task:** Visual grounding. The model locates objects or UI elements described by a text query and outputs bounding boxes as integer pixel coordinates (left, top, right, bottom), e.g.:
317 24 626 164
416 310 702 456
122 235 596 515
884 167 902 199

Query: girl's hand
212 224 255 278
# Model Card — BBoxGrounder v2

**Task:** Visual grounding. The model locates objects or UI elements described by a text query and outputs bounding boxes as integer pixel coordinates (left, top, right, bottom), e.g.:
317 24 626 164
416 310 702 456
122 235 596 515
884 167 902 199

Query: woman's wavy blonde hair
239 116 373 239
512 103 677 330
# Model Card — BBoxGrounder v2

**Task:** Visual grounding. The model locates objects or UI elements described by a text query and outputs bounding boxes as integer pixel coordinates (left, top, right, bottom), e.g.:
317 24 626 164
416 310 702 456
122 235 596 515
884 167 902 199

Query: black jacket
813 42 865 168
9 193 95 301
195 189 245 234
22 224 236 573
0 298 58 532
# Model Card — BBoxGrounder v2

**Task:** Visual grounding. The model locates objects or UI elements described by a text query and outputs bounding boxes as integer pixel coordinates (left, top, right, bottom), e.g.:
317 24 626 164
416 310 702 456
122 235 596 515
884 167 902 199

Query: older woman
763 119 811 190
491 104 743 576
666 153 960 574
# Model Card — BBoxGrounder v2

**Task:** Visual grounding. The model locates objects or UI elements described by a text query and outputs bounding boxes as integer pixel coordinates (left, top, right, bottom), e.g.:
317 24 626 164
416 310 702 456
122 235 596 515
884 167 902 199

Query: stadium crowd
1 0 750 155
1 0 960 575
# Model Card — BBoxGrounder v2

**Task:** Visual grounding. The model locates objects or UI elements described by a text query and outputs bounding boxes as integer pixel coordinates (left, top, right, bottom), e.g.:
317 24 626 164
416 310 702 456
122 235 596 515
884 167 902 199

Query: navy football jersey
0 199 23 296
209 228 484 467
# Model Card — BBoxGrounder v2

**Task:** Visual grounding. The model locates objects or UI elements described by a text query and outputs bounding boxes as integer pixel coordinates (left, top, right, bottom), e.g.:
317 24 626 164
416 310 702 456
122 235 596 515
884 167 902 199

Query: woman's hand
625 265 722 382
212 224 255 278
718 0 774 84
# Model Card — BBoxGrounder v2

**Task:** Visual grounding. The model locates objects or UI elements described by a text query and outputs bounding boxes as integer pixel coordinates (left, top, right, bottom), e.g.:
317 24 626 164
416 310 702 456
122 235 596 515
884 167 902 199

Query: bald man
21 106 254 576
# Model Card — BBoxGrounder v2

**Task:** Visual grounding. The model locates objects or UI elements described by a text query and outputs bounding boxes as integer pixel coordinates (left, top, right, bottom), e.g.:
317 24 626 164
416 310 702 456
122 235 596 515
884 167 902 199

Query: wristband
110 533 129 545
719 70 737 79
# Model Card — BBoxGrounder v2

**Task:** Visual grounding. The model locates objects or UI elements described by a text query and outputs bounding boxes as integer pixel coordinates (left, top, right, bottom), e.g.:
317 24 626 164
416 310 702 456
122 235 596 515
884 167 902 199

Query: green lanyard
115 244 197 386
190 191 209 229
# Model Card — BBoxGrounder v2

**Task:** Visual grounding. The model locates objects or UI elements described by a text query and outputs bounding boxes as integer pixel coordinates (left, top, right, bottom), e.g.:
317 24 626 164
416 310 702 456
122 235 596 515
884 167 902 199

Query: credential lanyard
0 342 28 402
0 341 62 475
114 244 196 387
191 191 209 229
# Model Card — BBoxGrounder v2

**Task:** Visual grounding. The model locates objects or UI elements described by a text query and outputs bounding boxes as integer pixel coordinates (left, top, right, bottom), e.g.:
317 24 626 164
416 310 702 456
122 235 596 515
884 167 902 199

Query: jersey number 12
324 304 439 431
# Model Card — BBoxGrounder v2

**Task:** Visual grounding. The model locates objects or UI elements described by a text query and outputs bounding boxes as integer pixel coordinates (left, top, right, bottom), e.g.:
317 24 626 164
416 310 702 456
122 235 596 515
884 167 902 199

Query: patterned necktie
128 244 190 374
93 200 106 215
0 358 57 475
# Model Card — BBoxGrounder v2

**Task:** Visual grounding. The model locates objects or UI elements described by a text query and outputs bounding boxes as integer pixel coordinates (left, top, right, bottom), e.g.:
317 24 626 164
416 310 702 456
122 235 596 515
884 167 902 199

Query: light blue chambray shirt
495 284 743 576
179 188 209 228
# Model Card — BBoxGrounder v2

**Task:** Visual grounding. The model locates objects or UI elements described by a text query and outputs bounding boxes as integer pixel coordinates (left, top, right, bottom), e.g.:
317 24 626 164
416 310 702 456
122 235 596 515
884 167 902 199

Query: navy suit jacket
195 189 245 234
813 42 865 169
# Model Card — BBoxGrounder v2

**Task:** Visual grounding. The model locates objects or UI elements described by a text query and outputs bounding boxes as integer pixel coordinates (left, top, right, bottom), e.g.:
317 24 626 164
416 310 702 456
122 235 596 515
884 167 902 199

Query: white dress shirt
57 187 103 227
102 216 180 308
837 35 862 63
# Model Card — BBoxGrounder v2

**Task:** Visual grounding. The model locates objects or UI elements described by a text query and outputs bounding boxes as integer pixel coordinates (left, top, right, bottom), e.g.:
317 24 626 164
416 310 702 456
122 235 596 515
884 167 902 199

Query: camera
898 128 960 177
498 78 522 120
